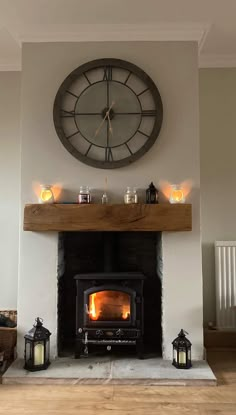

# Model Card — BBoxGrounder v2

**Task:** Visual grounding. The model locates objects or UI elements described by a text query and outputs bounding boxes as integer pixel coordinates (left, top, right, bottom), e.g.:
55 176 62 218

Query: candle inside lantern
178 351 186 365
39 185 54 204
34 342 44 365
169 184 185 204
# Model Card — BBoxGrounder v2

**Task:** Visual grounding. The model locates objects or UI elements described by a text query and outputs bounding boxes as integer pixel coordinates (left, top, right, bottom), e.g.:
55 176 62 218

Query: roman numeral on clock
141 110 156 116
105 147 113 161
60 109 75 118
103 66 112 81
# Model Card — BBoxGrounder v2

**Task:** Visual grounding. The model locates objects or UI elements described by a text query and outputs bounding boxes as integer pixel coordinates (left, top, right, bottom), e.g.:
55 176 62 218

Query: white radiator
215 241 236 329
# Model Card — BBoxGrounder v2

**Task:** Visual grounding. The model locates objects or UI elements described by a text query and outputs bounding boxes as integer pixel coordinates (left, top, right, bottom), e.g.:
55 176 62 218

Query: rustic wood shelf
23 203 192 232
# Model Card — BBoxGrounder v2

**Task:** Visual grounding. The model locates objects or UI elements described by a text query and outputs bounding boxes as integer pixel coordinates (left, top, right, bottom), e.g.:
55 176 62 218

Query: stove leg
75 339 84 358
136 339 144 359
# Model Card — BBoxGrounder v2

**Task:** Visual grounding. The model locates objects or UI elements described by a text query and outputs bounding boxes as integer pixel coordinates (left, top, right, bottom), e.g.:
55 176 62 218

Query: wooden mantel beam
23 203 192 232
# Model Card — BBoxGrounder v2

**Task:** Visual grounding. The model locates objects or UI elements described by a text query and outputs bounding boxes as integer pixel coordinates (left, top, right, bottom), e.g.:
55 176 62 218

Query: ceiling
1 0 236 70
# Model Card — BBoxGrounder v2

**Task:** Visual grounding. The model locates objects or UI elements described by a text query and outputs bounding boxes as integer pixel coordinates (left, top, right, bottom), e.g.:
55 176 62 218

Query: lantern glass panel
45 339 50 362
34 341 45 365
25 341 32 362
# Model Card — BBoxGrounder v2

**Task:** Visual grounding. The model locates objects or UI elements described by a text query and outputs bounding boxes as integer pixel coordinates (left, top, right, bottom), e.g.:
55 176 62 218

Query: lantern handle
34 317 43 327
179 329 189 337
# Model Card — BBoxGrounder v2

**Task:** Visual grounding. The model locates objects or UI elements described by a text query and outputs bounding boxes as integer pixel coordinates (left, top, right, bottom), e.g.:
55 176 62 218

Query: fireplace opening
57 231 162 357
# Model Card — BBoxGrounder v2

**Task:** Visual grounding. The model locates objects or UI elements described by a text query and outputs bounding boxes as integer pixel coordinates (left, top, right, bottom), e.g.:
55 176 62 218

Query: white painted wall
199 68 236 326
18 41 203 359
0 72 20 310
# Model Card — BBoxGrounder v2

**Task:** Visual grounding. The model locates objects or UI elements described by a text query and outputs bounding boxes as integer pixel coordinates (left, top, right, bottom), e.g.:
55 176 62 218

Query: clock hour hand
108 100 115 113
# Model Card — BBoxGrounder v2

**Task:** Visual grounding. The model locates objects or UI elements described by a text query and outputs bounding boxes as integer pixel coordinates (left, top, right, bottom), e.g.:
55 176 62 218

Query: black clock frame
53 58 163 169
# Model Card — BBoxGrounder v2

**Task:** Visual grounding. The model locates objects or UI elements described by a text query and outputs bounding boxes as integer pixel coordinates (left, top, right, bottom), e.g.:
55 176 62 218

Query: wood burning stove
74 272 145 358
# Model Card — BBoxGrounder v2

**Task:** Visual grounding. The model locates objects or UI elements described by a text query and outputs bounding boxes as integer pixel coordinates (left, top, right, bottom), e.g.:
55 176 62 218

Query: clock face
53 58 163 169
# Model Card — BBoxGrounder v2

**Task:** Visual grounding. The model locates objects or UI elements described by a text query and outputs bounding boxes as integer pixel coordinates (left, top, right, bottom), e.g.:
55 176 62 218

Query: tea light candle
39 185 54 204
169 184 185 204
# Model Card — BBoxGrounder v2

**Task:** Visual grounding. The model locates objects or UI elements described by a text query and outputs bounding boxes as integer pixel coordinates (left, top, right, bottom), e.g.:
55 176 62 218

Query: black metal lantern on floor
24 317 51 371
146 182 159 204
172 329 192 369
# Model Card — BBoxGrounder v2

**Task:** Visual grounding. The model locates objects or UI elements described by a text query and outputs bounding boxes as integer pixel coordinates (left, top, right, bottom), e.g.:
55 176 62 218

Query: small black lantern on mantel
146 182 159 204
172 329 192 369
24 317 51 372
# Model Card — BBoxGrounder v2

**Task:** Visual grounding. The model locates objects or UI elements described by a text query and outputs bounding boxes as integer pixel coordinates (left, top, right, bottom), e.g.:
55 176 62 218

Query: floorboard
0 351 235 415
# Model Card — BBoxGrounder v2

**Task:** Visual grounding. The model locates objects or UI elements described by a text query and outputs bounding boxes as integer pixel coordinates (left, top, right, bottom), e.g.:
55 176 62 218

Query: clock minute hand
94 115 106 138
107 113 113 136
94 101 115 138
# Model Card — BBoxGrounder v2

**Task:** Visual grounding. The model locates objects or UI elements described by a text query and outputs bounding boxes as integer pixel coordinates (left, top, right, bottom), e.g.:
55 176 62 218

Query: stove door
84 285 136 327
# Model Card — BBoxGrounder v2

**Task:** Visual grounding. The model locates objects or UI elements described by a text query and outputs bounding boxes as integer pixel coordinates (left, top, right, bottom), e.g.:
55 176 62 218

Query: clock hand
94 101 115 138
107 100 115 114
106 102 114 147
94 115 106 138
107 113 113 136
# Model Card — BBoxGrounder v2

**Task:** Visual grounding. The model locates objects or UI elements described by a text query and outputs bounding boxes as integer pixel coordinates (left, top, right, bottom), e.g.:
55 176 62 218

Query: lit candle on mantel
39 185 54 204
169 184 185 204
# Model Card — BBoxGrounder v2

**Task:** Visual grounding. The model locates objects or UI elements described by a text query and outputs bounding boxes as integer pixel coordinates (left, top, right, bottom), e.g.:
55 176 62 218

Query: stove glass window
88 290 131 322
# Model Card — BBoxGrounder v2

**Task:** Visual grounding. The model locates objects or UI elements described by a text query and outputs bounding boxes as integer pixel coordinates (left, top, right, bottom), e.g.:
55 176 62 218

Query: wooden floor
0 351 235 415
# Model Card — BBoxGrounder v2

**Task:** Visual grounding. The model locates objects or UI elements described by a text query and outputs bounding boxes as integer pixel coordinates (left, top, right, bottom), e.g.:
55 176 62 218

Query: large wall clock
53 58 163 169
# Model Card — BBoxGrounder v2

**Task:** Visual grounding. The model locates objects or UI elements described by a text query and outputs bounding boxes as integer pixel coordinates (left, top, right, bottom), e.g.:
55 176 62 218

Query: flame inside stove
88 291 131 321
122 306 130 320
90 293 97 320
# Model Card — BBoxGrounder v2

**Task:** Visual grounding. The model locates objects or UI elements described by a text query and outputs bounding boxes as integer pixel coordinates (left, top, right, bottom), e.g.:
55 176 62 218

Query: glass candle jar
39 185 54 204
78 186 91 204
169 184 185 204
124 187 138 204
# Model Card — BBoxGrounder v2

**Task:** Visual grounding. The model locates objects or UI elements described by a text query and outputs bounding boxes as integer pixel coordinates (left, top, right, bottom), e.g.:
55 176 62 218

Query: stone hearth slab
2 356 216 385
